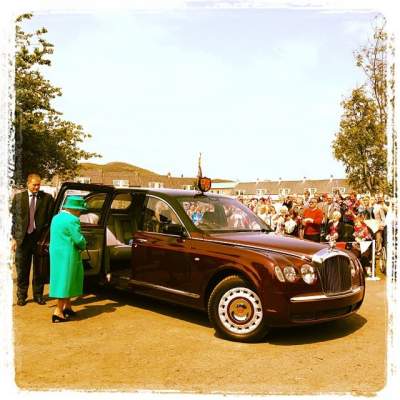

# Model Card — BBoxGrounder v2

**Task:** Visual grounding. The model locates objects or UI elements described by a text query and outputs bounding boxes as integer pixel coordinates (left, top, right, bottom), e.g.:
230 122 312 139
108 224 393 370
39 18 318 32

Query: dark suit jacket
11 190 54 246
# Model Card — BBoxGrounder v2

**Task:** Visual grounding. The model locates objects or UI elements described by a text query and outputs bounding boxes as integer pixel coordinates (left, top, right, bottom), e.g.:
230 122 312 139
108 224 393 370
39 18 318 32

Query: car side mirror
163 223 187 237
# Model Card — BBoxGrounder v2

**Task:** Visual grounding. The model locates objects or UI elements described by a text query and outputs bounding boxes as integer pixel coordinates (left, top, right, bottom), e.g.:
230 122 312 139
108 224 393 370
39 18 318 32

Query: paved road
13 276 387 396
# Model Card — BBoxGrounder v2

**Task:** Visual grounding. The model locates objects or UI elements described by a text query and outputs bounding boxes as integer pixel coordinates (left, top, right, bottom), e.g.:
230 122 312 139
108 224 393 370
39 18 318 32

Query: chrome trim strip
136 231 186 239
129 279 200 299
190 237 311 261
144 194 191 238
312 247 349 264
290 286 362 303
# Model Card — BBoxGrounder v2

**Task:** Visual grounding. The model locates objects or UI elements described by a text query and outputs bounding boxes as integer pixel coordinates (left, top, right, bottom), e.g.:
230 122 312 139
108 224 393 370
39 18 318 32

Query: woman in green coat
49 196 87 323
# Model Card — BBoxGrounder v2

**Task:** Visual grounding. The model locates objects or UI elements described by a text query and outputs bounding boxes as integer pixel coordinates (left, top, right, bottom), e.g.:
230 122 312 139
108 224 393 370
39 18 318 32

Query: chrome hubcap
218 287 263 334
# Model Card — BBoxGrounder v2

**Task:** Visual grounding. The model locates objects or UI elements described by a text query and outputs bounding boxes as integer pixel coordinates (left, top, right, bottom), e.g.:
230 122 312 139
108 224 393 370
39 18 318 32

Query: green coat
49 211 86 298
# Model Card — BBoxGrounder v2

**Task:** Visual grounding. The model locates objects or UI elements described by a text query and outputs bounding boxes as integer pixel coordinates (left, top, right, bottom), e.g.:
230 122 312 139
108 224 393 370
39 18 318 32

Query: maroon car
38 182 365 342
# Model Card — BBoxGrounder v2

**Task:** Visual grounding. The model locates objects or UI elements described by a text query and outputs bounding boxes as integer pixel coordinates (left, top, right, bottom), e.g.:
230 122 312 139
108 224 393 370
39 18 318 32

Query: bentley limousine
37 182 365 342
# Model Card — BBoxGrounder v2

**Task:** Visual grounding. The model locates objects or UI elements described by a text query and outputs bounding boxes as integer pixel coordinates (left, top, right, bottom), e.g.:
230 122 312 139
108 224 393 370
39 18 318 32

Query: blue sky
24 7 378 181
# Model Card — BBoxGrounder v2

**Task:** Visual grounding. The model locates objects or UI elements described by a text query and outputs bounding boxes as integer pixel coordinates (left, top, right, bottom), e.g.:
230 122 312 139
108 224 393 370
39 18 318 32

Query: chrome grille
317 255 352 295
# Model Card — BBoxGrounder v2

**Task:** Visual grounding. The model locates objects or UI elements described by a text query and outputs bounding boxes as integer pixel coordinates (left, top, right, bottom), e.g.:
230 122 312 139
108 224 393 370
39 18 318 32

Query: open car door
36 182 115 283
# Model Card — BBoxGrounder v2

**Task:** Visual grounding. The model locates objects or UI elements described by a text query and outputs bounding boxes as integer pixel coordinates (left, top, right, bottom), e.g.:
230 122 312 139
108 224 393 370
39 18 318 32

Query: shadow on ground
83 286 211 328
266 314 367 345
82 286 367 344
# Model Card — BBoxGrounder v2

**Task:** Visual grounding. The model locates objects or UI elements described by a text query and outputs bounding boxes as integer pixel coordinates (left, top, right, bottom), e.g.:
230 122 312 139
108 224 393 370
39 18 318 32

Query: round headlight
283 266 297 282
301 264 316 285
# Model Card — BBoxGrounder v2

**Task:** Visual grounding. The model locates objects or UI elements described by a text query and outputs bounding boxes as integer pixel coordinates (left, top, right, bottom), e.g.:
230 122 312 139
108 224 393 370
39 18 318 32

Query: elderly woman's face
66 208 81 217
309 199 317 208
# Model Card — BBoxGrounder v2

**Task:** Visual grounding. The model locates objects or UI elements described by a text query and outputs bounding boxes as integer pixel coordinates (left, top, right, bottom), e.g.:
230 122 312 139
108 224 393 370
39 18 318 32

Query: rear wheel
208 275 269 342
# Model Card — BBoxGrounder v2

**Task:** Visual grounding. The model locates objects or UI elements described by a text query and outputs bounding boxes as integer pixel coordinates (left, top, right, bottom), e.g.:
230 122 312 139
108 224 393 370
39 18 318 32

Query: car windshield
177 195 270 232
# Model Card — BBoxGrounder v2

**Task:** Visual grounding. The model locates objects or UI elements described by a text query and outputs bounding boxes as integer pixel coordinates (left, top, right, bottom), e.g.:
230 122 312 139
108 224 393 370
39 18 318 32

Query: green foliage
333 87 387 194
354 15 388 128
333 16 389 194
14 13 100 185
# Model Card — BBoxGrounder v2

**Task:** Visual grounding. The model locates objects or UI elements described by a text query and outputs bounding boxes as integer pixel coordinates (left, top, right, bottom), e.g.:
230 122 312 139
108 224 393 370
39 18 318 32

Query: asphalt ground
12 272 388 396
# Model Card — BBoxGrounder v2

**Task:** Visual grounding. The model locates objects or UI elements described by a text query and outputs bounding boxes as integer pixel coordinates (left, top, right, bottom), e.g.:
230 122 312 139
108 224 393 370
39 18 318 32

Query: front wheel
208 275 269 342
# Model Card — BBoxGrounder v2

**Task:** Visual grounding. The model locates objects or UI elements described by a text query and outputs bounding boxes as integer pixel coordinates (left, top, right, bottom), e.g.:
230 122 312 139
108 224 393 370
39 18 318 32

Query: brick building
75 162 197 189
74 162 352 198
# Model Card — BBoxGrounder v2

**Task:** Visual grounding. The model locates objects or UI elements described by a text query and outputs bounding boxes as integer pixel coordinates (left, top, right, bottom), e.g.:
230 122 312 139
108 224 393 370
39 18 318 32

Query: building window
256 189 268 196
235 190 245 196
148 182 164 189
305 188 317 196
332 187 346 195
182 185 194 190
75 177 91 184
279 188 291 196
113 179 129 187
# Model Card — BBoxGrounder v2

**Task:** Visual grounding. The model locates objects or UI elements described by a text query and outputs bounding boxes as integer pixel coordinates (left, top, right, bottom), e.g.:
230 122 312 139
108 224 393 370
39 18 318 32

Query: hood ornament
328 238 337 250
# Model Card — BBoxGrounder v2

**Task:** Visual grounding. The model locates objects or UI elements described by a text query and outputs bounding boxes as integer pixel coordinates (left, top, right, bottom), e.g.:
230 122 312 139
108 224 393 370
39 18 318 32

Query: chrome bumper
290 286 363 303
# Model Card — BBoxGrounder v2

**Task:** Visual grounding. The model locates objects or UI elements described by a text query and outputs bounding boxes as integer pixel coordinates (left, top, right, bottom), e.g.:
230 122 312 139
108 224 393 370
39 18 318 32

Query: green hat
62 195 88 211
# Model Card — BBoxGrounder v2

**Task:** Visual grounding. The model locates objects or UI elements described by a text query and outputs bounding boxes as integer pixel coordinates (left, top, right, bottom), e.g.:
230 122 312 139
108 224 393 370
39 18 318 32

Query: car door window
111 192 132 210
58 189 108 226
141 196 182 234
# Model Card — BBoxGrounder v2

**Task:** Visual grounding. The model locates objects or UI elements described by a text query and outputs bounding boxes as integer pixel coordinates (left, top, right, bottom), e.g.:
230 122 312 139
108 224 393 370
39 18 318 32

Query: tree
333 87 386 194
14 13 100 185
354 16 388 128
333 16 391 194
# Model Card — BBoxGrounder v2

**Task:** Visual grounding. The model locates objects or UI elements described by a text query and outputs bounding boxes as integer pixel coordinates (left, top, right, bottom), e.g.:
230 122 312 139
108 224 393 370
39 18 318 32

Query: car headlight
301 264 317 285
274 266 285 282
283 266 297 282
350 259 356 278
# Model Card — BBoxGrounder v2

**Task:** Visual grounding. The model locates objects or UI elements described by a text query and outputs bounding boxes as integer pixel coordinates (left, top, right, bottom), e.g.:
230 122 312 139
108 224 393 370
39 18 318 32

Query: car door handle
135 238 148 243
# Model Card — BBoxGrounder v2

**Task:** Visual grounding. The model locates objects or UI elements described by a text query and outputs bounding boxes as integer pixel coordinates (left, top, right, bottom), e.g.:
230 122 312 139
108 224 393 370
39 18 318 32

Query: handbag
36 233 50 284
81 249 92 270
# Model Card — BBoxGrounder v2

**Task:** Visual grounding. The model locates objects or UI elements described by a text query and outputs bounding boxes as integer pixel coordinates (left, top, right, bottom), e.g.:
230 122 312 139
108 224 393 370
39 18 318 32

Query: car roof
121 187 228 198
61 182 230 199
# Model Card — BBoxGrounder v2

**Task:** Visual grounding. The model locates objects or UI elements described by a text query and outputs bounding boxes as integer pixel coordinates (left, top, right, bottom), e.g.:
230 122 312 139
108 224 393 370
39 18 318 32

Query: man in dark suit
11 173 54 306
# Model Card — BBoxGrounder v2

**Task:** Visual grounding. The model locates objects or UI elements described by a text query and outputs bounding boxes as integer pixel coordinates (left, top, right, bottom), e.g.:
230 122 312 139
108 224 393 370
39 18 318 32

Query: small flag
197 152 203 179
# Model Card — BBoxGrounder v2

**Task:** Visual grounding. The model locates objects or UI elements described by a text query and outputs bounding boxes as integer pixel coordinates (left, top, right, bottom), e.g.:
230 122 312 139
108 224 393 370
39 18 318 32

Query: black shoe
63 308 77 318
52 314 68 323
17 299 27 306
34 296 46 305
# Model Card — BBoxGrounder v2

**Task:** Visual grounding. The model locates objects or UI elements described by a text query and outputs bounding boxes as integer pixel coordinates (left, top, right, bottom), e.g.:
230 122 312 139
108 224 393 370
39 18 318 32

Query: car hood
206 231 327 259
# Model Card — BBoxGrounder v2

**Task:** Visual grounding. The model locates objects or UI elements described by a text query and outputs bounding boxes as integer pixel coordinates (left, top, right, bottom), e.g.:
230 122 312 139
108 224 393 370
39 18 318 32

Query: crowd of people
241 189 390 276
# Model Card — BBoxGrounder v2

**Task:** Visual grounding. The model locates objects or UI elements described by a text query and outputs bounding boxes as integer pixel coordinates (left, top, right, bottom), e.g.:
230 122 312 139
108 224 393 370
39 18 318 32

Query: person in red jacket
302 197 324 242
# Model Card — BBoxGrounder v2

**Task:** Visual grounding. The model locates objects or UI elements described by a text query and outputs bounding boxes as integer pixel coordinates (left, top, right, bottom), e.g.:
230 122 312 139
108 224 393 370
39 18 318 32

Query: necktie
27 193 36 234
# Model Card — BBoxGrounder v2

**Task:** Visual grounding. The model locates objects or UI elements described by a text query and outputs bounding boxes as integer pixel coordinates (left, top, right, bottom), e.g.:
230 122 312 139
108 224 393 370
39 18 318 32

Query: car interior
105 193 138 272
